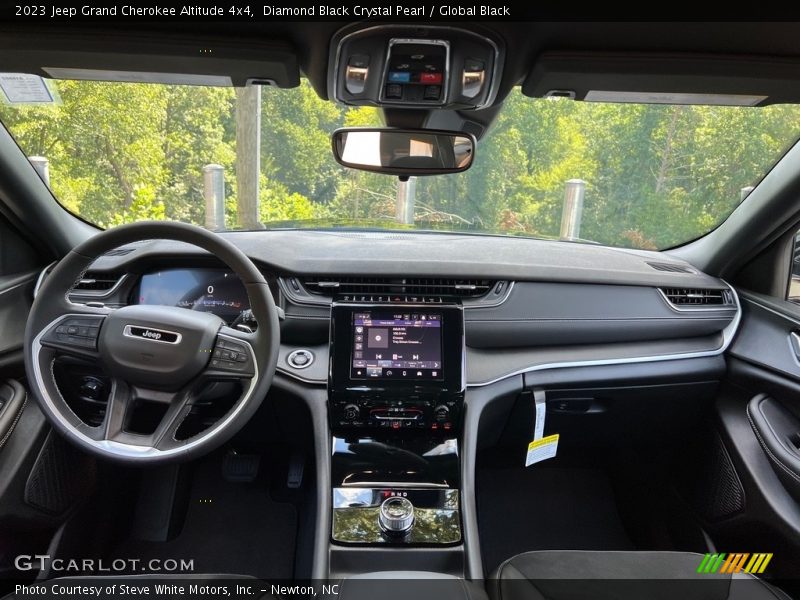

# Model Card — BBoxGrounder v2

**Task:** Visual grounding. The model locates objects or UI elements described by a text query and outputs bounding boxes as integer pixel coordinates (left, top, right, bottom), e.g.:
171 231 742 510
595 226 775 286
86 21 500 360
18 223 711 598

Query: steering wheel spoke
93 378 195 454
88 328 260 454
100 377 135 443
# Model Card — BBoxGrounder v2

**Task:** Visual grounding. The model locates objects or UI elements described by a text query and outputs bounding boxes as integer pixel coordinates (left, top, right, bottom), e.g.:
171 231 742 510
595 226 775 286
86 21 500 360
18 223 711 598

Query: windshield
1 78 799 250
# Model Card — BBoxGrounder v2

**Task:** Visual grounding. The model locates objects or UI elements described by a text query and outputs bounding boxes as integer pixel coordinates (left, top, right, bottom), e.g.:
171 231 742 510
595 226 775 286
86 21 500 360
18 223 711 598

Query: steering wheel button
66 326 79 335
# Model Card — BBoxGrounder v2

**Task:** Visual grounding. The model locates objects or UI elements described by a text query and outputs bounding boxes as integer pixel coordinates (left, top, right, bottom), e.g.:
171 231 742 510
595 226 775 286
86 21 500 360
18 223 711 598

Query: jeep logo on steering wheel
123 325 182 345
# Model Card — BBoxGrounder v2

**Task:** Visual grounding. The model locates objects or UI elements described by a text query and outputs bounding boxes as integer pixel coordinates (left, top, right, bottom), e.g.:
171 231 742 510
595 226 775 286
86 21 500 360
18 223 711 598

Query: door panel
729 291 800 381
0 270 37 375
711 290 800 580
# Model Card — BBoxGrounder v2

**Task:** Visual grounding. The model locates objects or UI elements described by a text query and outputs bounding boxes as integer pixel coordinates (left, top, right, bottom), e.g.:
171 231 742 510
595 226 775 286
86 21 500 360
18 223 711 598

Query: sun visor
522 52 800 106
0 33 300 88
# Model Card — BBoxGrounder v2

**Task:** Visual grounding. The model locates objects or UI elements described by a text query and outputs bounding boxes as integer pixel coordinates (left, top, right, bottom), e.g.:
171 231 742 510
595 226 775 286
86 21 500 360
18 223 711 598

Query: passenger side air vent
661 287 734 307
647 261 695 274
300 276 495 299
73 272 125 294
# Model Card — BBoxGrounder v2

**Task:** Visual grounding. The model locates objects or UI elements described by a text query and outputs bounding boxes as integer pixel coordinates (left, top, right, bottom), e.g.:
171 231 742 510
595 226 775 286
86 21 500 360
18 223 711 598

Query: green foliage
2 80 800 250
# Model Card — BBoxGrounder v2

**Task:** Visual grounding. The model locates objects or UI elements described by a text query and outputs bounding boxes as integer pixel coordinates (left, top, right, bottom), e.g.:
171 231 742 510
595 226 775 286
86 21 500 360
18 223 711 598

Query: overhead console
329 25 503 109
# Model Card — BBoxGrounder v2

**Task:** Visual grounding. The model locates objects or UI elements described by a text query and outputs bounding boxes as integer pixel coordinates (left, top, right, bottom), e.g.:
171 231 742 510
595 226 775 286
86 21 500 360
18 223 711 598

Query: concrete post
203 164 225 231
560 179 586 240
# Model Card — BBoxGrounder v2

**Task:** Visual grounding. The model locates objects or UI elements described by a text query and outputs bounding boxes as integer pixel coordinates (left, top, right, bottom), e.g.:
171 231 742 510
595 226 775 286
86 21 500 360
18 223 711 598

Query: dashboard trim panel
275 284 741 388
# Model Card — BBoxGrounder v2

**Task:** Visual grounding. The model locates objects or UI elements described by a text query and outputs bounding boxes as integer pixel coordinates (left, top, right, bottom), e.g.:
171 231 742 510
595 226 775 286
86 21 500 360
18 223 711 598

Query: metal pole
395 177 417 225
203 164 225 231
560 179 586 240
29 156 50 187
740 186 755 202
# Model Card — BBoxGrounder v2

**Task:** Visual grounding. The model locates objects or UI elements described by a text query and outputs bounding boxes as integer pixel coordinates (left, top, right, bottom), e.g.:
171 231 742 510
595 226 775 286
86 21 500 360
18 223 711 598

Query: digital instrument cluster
134 268 251 325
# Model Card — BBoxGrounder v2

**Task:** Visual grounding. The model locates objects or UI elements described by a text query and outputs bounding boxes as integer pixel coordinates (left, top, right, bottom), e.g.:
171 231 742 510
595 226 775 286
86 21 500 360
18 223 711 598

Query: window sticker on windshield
0 73 56 105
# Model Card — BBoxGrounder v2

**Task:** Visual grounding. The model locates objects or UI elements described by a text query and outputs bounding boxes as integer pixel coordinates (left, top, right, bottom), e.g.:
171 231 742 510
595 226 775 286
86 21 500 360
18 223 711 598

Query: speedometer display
135 268 250 325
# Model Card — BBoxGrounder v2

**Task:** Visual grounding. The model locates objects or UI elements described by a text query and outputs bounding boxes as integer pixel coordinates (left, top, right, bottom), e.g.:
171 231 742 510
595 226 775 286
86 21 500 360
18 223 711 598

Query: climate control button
343 404 360 421
434 404 450 422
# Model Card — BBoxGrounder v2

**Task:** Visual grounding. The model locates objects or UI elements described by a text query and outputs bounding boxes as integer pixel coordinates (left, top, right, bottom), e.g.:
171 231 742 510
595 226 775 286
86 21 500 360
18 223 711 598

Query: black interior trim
747 394 800 502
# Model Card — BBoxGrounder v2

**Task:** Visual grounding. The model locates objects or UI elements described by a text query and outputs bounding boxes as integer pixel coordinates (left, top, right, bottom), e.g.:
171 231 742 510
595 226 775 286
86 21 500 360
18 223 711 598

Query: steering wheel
24 221 280 464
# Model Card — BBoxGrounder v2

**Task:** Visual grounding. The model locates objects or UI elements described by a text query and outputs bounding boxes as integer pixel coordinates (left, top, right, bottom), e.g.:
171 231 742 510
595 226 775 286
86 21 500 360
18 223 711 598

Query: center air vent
300 276 494 299
661 287 733 307
73 272 125 294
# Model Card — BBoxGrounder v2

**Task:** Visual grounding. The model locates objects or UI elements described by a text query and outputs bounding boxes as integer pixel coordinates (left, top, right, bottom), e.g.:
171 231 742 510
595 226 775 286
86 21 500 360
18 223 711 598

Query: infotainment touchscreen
350 311 443 380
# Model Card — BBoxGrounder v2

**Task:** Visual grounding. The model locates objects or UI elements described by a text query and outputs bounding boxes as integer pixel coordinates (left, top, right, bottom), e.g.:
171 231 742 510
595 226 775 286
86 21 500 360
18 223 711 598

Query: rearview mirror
331 128 476 176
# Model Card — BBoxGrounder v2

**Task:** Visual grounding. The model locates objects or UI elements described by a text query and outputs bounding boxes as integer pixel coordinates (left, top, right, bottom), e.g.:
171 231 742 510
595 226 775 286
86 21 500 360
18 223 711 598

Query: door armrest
747 394 800 501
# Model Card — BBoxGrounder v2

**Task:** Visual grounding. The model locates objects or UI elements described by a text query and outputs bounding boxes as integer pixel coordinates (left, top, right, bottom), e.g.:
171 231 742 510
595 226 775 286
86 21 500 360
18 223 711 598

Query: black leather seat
488 551 792 600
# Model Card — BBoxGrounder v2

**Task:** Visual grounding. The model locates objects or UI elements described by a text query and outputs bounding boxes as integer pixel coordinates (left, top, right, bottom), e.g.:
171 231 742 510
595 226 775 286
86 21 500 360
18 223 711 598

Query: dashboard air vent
661 287 733 307
300 276 495 299
73 272 125 293
647 261 694 274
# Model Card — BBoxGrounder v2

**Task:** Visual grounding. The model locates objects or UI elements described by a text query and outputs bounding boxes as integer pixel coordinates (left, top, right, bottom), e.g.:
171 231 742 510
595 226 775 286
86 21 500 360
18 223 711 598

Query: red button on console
420 72 443 84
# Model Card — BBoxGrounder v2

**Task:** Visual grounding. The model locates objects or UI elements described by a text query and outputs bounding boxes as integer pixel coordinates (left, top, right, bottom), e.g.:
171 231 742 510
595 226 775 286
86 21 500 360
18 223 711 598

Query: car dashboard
31 228 741 573
45 229 738 392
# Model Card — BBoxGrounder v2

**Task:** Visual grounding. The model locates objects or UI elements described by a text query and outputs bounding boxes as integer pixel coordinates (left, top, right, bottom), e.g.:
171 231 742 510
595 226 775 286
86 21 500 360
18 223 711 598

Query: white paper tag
0 74 54 104
533 388 546 441
525 434 559 467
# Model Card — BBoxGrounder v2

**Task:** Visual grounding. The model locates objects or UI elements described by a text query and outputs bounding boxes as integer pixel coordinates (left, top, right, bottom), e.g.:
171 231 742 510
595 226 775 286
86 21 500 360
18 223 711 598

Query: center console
328 301 465 549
